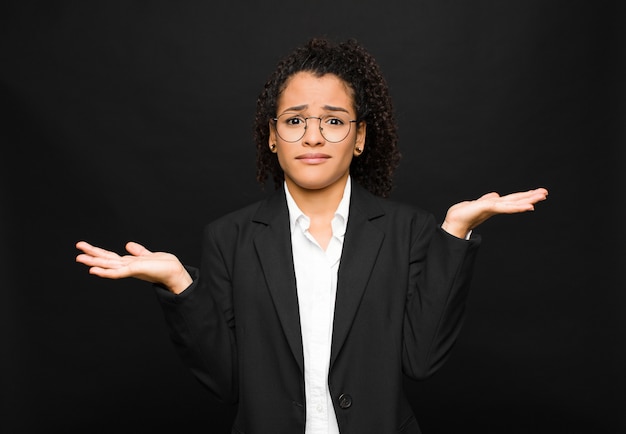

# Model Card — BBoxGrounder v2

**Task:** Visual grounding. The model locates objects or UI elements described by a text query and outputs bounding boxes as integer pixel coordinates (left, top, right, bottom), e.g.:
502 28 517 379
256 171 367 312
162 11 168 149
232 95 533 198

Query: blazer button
338 393 352 409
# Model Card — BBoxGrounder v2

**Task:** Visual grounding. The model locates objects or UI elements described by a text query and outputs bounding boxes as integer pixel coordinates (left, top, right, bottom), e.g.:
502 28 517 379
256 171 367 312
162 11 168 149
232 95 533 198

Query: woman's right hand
75 241 193 294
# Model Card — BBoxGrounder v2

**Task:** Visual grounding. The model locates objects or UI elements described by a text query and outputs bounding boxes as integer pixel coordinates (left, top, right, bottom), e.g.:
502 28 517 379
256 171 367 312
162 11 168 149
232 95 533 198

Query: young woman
76 38 548 433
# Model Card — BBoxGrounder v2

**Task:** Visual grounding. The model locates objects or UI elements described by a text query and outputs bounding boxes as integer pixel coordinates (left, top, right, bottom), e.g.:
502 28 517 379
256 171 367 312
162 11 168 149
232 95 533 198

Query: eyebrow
281 104 350 114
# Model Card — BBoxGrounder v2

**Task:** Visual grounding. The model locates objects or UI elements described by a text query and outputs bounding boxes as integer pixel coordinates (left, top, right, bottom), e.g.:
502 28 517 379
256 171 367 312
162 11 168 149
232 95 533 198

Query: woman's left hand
441 188 549 239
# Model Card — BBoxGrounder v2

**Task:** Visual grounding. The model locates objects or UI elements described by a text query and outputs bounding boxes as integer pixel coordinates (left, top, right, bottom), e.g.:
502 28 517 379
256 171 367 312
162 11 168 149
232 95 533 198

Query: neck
285 175 348 217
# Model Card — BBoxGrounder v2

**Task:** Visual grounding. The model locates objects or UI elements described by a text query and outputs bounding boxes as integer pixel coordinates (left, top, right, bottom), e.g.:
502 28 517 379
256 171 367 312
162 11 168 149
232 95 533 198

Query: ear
354 121 366 156
268 121 277 153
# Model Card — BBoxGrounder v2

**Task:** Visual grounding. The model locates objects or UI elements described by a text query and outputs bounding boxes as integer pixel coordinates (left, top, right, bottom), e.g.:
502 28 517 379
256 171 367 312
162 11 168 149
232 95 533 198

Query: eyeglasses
272 113 357 143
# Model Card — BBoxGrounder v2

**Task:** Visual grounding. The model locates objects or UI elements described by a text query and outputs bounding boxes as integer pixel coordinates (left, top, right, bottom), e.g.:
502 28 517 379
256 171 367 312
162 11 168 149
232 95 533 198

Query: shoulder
204 188 287 236
379 197 431 218
376 197 437 238
352 182 434 223
212 200 264 224
204 200 263 236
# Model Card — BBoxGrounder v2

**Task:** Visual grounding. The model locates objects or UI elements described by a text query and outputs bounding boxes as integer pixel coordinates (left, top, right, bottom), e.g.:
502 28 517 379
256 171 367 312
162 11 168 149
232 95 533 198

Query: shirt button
317 404 323 413
338 393 352 409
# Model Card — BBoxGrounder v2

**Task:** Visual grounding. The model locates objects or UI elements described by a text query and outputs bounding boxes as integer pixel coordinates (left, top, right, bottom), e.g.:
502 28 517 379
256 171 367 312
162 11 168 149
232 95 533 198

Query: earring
270 144 276 152
355 147 362 154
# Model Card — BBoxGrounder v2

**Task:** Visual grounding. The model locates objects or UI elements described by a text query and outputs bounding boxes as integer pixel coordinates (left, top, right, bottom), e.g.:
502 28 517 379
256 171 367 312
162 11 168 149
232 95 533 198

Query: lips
295 153 331 164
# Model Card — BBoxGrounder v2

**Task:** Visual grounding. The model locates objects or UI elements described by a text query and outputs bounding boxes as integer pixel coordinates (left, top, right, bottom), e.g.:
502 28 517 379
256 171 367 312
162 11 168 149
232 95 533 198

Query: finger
76 240 96 252
530 188 549 202
75 241 121 260
496 202 536 213
76 253 93 265
88 266 128 279
494 190 546 206
125 241 152 256
76 253 125 269
509 190 548 206
522 188 548 200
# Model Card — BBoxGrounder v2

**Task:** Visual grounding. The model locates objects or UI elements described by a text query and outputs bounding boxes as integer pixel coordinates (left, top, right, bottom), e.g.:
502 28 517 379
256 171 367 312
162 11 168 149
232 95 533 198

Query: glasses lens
275 114 353 142
320 115 352 142
275 114 306 142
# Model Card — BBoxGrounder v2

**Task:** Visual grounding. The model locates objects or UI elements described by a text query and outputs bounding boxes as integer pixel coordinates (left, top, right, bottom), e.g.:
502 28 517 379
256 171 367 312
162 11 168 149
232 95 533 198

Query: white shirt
284 178 351 434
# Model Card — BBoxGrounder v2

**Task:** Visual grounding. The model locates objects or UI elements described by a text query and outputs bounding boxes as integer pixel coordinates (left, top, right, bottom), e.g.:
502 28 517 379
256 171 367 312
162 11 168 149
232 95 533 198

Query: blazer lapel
253 188 304 374
331 182 385 369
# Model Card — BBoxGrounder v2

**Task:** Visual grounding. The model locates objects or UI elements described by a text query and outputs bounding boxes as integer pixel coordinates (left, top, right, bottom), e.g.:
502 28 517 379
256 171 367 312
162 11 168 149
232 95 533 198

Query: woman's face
269 71 366 194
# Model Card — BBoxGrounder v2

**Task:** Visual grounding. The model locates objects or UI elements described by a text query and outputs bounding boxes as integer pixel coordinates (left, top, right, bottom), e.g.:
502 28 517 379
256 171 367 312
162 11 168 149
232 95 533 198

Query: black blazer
156 180 480 433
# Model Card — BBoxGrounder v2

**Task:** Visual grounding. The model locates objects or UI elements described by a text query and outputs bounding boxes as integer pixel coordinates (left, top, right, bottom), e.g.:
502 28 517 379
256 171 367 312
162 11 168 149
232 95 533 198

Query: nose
302 117 325 146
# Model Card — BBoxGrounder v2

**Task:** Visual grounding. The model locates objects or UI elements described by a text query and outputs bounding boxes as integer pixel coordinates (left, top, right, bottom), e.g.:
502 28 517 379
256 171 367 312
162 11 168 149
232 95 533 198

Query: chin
293 178 344 192
298 181 331 191
284 170 349 193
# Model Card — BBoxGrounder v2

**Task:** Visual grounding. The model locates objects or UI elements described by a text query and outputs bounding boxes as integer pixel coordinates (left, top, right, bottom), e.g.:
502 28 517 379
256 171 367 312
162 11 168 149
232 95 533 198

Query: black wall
2 1 624 433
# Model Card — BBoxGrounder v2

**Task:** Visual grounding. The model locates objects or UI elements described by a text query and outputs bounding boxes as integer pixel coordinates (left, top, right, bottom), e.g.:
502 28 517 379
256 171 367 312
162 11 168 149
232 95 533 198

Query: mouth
295 153 331 164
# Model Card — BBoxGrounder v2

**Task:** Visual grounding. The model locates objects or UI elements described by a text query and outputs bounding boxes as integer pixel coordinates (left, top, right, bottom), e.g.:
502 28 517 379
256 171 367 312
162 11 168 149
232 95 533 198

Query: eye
324 117 345 126
284 116 305 126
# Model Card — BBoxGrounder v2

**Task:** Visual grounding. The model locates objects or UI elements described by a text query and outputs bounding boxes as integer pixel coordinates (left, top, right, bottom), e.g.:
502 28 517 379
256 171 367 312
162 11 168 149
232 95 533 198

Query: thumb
478 192 500 201
125 241 152 256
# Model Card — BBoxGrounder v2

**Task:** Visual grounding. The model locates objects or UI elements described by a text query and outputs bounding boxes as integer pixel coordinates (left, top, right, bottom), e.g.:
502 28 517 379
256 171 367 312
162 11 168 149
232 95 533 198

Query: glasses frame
272 114 357 143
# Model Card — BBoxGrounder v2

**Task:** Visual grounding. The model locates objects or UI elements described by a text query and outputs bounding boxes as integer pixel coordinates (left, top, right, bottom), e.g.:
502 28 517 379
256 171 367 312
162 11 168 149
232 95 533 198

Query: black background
2 1 624 433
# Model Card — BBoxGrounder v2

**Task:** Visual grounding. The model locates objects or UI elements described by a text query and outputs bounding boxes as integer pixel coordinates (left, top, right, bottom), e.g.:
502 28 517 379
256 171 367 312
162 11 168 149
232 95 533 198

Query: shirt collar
284 176 351 236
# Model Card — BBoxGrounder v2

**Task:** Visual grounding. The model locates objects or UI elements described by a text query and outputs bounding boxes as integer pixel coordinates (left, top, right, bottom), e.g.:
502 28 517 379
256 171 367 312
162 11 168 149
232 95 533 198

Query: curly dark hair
254 37 401 198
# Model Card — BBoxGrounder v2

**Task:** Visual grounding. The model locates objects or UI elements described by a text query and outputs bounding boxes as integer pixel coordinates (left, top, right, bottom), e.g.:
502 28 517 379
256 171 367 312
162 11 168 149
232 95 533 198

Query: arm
154 225 238 404
402 187 548 379
402 216 479 380
76 237 238 403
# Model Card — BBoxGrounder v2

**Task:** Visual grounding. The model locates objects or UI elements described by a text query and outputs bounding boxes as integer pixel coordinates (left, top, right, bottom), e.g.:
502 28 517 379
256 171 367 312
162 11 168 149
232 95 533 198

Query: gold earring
355 147 362 154
270 144 276 152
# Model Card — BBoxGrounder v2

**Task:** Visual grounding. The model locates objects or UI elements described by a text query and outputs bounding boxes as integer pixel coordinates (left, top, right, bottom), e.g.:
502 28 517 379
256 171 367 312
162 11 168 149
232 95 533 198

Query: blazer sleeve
402 215 480 380
154 224 238 404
